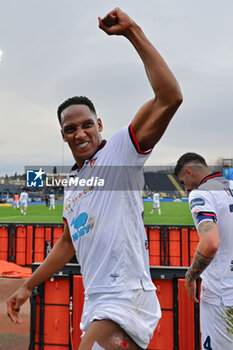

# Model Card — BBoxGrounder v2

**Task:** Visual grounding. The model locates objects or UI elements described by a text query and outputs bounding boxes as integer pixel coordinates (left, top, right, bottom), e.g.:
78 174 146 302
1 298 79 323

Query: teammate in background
7 8 182 350
45 194 50 207
13 193 19 209
150 190 161 215
174 153 233 350
19 189 29 215
49 192 55 210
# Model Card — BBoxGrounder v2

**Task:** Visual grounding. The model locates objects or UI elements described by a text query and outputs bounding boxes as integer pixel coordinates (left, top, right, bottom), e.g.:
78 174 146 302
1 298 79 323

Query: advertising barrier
29 264 201 350
0 224 198 268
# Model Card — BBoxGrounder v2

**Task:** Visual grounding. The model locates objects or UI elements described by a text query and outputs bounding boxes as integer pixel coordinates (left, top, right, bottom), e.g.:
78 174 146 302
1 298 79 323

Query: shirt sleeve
106 124 152 166
189 189 217 229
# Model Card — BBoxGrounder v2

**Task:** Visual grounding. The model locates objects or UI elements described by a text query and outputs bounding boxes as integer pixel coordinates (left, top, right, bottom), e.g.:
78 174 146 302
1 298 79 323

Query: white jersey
153 193 160 203
189 173 233 306
50 194 55 203
63 125 155 295
19 192 28 203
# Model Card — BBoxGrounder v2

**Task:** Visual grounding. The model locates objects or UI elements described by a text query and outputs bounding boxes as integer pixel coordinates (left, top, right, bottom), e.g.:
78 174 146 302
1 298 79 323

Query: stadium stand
0 184 22 203
144 172 186 198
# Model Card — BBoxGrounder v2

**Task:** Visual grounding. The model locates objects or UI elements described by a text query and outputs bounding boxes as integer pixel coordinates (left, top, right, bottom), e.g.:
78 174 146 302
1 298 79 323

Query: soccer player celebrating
175 152 233 350
7 8 182 350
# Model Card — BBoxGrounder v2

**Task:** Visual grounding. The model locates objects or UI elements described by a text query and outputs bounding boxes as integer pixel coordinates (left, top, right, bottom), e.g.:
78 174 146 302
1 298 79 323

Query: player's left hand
98 7 135 36
185 272 199 303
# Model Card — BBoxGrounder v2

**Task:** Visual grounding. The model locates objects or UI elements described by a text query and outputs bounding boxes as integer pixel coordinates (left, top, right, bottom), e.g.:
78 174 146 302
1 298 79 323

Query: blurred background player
49 192 55 210
19 189 29 215
175 152 233 350
45 194 50 207
13 193 19 209
150 190 161 215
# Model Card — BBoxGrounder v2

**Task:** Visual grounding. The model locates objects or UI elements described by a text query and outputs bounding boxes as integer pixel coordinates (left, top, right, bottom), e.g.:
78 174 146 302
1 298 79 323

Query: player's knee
97 332 132 350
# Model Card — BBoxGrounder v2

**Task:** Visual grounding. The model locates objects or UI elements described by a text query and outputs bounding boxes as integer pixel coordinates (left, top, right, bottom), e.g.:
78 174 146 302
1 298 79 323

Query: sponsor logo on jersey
190 198 205 210
71 212 90 241
109 273 120 282
26 168 45 187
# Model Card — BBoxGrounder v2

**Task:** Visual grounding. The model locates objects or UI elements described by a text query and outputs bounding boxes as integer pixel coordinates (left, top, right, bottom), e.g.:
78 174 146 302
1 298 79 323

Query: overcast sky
0 0 233 175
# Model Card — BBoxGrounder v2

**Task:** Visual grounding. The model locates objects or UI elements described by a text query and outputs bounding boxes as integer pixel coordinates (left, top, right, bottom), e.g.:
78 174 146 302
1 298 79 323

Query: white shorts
80 288 161 349
200 300 233 350
20 201 27 208
153 202 160 208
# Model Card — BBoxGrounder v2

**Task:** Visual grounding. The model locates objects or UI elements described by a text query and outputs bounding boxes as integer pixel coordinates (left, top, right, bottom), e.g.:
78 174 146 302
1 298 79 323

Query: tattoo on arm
198 221 216 234
186 250 214 282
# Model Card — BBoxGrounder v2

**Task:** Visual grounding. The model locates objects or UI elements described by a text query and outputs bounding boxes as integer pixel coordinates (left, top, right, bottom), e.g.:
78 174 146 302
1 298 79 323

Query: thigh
79 319 143 350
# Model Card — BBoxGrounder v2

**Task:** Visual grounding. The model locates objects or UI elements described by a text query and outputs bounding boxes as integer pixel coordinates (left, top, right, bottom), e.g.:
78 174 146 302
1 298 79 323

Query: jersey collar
199 172 222 185
71 139 107 172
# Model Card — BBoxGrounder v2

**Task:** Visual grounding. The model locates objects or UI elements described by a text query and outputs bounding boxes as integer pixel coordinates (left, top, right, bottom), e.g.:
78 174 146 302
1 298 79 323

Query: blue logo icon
71 212 90 241
26 168 45 187
223 168 233 180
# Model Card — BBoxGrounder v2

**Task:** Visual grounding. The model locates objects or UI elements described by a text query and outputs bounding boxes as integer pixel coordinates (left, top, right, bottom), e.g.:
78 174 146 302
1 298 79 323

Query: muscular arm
7 223 75 323
98 8 182 150
185 220 220 302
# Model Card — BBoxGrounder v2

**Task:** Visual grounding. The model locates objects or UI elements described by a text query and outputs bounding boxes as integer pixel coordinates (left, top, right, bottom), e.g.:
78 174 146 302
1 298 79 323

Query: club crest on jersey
190 198 205 210
71 212 90 241
90 158 97 168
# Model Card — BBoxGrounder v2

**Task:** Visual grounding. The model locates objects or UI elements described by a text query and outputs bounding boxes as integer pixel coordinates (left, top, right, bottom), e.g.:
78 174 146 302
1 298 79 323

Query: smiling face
60 104 103 169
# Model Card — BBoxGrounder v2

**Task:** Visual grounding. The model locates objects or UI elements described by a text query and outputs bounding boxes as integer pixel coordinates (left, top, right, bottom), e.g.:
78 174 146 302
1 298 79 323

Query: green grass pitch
0 201 194 226
143 201 194 226
0 204 64 224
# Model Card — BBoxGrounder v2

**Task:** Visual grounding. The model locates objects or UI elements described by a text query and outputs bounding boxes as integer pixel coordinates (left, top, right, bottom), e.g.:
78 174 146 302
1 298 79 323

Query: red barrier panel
16 226 27 265
148 226 199 267
34 227 45 263
53 227 63 245
26 226 33 265
0 227 8 261
168 229 181 266
34 278 70 350
148 279 174 349
178 279 195 349
30 265 201 350
0 224 199 268
73 275 85 349
149 228 161 266
181 228 189 267
189 229 199 264
45 228 51 242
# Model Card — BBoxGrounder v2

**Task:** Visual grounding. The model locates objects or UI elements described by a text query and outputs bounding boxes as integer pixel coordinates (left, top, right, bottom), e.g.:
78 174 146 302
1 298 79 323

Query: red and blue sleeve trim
63 217 68 224
128 124 152 155
196 211 217 224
